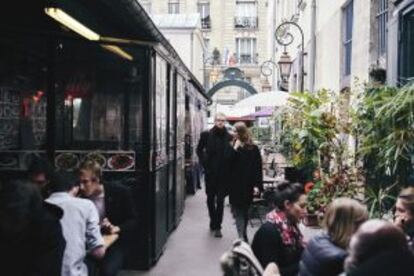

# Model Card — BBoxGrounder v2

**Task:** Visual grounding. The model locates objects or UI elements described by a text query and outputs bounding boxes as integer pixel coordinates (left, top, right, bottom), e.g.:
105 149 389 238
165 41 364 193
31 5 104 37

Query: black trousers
207 192 225 230
87 243 124 276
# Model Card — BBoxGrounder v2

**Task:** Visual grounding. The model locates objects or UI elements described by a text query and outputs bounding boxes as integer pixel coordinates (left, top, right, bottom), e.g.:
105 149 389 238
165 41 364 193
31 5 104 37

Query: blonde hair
323 198 368 249
398 187 414 215
78 160 102 180
234 121 253 145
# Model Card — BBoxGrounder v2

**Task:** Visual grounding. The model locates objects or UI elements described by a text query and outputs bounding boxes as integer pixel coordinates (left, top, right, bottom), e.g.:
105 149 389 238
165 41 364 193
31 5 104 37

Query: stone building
272 0 414 93
138 0 274 108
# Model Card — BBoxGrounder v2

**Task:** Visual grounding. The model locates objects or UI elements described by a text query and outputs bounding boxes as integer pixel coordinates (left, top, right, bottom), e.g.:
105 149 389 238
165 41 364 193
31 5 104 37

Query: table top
103 234 119 248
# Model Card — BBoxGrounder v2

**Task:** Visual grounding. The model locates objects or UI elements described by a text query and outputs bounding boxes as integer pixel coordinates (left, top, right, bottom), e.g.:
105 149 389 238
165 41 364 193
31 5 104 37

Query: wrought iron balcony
234 16 258 29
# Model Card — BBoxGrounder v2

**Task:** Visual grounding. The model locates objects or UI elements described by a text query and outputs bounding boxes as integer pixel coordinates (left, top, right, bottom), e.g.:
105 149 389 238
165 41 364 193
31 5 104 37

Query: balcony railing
201 16 211 29
234 16 258 29
238 54 258 65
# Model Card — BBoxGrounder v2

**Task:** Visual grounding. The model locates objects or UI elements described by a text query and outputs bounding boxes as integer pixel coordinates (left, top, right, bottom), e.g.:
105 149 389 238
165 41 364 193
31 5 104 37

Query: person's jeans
207 192 225 230
231 205 249 242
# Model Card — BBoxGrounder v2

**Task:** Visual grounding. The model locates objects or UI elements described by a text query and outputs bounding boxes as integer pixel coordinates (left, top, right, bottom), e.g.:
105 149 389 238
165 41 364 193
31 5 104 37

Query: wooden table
103 234 119 248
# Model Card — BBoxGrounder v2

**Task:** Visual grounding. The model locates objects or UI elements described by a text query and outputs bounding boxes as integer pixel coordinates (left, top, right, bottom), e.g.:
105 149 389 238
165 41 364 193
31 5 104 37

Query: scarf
266 210 304 249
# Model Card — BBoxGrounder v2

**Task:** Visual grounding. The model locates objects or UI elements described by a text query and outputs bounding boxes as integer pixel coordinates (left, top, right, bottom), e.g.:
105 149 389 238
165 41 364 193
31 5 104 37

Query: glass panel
53 39 133 150
400 9 414 84
0 35 48 150
168 3 180 14
155 55 168 165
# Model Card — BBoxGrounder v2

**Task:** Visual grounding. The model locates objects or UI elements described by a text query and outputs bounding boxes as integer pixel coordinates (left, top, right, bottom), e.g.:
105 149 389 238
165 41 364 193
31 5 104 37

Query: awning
232 91 290 109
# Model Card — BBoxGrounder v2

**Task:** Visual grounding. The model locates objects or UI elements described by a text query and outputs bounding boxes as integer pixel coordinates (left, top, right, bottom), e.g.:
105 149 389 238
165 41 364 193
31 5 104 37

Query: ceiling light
102 45 134 61
45 7 100 41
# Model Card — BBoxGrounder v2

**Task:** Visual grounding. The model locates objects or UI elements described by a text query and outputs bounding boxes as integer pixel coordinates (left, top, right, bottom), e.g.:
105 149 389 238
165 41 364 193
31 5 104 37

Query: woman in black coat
229 122 263 242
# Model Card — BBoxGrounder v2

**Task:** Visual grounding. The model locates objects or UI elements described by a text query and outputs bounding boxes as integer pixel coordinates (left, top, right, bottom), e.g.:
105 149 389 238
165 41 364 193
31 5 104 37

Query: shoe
214 229 223 238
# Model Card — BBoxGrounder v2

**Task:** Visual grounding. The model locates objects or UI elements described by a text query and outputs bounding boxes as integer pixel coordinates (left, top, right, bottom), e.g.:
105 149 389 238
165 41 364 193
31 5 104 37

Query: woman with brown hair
394 187 414 250
229 121 263 242
299 198 368 276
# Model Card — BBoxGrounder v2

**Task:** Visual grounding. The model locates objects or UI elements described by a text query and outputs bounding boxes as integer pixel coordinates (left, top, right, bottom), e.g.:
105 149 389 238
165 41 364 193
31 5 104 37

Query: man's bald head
345 219 408 272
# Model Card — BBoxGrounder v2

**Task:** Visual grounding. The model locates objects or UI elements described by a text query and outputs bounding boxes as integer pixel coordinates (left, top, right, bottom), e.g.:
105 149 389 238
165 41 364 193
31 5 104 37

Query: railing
238 54 258 65
234 16 258 29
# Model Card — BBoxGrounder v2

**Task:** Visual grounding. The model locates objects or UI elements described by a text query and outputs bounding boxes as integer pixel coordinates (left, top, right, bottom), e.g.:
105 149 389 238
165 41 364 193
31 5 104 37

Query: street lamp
278 51 292 82
275 21 305 92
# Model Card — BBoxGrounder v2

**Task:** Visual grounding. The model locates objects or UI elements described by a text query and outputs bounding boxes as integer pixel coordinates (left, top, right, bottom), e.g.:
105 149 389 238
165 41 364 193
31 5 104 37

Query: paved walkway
121 189 320 276
121 192 242 276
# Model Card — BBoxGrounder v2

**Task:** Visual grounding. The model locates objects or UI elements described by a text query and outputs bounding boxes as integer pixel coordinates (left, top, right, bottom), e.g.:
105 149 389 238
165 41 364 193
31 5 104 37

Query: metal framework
274 21 305 92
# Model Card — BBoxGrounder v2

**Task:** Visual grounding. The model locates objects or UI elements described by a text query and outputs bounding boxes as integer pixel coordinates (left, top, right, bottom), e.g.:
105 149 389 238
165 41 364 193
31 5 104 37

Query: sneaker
214 229 223 238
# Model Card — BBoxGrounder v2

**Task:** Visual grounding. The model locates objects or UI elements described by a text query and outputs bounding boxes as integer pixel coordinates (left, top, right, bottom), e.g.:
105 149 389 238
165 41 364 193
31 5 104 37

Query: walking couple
197 113 263 240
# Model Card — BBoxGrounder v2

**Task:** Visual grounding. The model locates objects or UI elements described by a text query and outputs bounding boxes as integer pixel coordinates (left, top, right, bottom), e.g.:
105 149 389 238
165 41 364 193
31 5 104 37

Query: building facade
152 14 205 82
139 0 273 107
272 0 414 93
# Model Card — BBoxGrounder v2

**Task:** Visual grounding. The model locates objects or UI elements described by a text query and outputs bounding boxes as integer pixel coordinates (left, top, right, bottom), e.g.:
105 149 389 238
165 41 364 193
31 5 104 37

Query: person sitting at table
46 171 106 276
251 182 306 276
79 160 137 276
0 179 66 276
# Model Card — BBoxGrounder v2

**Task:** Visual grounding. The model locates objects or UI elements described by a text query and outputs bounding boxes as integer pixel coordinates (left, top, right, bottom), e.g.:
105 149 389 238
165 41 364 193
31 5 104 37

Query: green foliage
363 184 397 218
278 90 349 175
355 83 414 187
252 126 272 142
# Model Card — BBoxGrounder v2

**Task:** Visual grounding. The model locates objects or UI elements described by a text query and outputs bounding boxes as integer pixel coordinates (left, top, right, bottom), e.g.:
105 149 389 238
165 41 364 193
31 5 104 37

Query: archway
207 67 258 98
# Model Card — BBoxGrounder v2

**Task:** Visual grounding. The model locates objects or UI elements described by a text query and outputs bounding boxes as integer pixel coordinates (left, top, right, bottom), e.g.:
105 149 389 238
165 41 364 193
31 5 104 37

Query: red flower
304 182 314 193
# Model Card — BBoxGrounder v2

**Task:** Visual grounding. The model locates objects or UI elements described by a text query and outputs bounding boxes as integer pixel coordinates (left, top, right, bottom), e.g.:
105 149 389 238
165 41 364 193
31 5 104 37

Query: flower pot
303 214 320 227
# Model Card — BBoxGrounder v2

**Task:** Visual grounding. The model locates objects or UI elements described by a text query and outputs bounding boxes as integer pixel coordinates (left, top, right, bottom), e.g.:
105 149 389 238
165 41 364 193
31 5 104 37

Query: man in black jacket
197 113 234 238
79 160 137 276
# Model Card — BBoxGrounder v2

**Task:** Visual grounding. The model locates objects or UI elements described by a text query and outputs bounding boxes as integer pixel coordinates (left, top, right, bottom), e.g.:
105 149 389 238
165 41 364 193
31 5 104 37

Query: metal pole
309 0 317 93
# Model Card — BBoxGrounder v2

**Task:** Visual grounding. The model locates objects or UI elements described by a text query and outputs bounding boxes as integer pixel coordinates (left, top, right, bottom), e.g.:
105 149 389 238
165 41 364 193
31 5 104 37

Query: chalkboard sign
0 87 20 150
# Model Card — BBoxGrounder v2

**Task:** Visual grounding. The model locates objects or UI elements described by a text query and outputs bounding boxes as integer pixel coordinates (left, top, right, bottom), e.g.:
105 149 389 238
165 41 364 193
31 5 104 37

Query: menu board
0 87 20 150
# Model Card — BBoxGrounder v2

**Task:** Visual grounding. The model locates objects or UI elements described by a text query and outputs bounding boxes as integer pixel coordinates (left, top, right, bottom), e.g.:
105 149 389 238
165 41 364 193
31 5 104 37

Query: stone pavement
120 190 320 276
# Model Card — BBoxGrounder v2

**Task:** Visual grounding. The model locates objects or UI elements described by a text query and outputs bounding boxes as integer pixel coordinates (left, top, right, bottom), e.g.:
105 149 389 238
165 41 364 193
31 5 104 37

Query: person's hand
253 187 260 197
234 139 242 150
263 263 280 276
101 218 120 234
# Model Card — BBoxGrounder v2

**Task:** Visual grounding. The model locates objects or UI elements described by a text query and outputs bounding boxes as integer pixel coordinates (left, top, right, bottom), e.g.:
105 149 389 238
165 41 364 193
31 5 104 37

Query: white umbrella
232 91 290 109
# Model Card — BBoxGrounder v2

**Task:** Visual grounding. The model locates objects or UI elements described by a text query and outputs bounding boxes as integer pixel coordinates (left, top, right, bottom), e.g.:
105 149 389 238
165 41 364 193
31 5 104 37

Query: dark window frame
376 0 389 57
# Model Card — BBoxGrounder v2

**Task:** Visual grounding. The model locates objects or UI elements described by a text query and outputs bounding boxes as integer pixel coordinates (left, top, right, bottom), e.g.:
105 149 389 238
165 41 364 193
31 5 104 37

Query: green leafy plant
364 184 397 218
355 83 414 188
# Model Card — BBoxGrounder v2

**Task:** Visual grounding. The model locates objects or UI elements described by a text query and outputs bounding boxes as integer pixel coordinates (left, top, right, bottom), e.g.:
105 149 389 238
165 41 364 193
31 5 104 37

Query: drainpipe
191 32 194 73
309 0 316 92
272 0 277 91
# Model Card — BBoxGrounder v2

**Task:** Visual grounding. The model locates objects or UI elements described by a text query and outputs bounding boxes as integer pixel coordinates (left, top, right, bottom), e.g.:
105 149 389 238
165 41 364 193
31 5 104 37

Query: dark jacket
104 182 137 246
299 233 347 276
229 144 263 207
0 202 66 276
252 221 303 276
347 249 414 276
196 126 234 195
